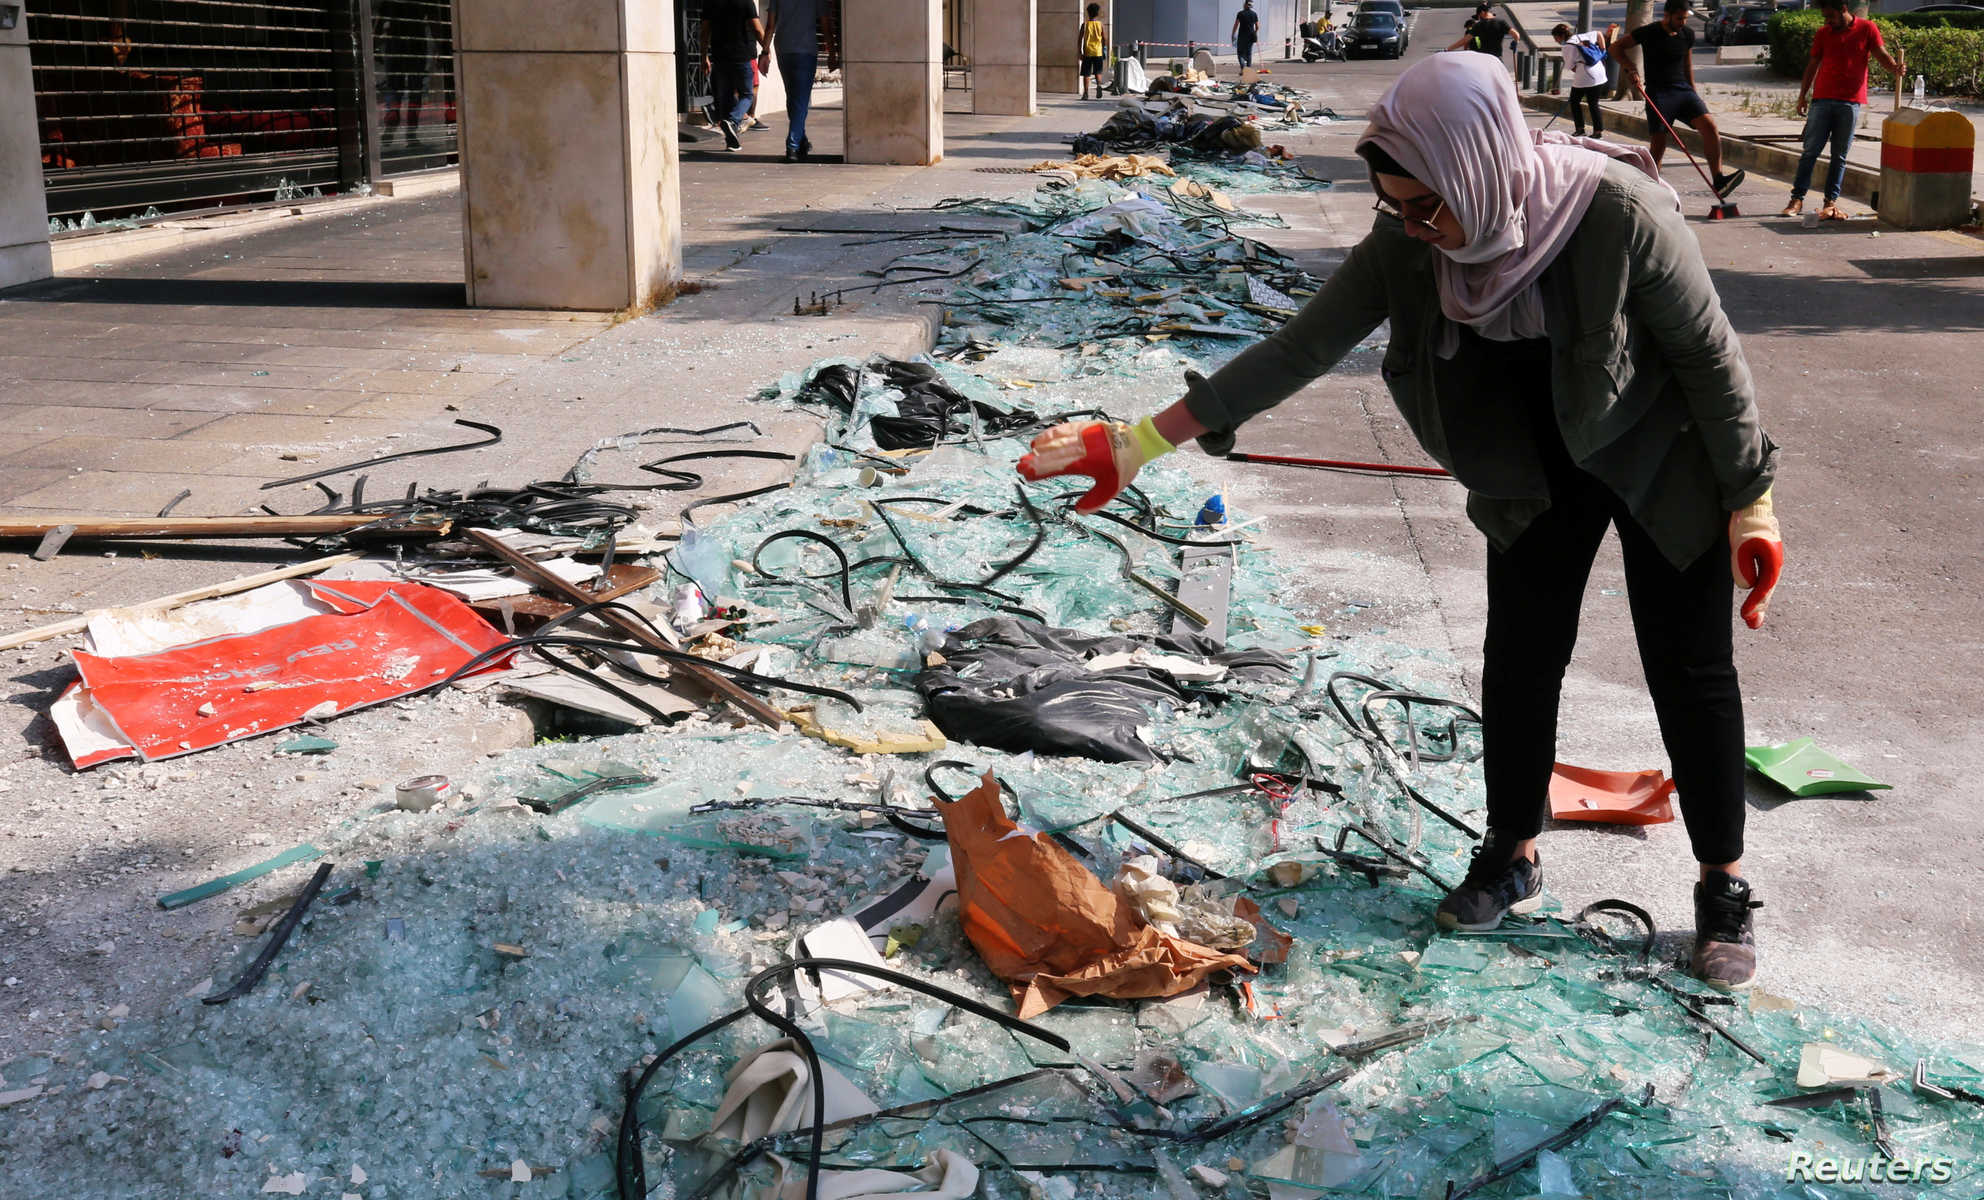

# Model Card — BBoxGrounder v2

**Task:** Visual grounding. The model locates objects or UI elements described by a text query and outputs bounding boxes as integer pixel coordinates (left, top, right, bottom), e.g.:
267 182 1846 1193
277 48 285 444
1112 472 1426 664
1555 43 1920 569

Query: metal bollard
1515 50 1530 86
1548 57 1563 93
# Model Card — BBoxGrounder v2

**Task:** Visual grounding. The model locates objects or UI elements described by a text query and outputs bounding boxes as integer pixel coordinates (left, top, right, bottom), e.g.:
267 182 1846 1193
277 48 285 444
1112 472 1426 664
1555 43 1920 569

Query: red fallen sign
53 580 512 769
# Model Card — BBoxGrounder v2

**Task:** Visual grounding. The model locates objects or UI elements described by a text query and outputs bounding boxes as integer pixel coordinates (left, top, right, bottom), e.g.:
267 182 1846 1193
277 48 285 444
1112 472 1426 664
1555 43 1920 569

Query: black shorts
1645 87 1709 130
1081 55 1105 75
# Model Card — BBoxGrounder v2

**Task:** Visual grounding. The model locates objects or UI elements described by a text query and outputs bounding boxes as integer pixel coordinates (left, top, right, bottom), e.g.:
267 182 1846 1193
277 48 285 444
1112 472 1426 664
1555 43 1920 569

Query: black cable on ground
615 959 1072 1200
751 530 855 610
202 862 333 1005
260 419 503 491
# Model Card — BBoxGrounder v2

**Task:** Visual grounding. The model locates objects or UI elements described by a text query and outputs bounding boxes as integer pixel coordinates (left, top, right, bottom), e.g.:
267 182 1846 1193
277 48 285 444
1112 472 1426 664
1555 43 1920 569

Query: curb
1518 92 1885 205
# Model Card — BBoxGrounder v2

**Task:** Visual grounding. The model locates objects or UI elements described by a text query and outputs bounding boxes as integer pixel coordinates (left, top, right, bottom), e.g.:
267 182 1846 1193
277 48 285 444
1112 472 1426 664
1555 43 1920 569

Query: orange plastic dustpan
1547 762 1676 825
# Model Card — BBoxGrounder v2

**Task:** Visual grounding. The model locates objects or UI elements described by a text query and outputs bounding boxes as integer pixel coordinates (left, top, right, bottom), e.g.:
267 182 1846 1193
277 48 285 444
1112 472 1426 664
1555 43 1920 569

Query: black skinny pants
1568 85 1606 137
1480 454 1747 865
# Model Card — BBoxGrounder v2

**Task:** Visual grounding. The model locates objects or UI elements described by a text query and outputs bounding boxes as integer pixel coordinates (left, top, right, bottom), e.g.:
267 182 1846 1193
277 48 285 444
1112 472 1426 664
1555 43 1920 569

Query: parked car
1724 4 1774 43
1909 3 1984 11
1705 7 1740 42
1347 9 1408 57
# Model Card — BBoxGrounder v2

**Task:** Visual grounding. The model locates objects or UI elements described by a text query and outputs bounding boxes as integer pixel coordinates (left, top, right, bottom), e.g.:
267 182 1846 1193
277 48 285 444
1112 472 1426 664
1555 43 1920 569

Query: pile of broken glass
3 178 1978 1200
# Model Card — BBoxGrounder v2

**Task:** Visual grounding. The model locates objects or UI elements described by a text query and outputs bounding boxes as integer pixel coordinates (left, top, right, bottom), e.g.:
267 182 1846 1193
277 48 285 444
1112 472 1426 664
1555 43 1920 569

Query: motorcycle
1301 29 1345 61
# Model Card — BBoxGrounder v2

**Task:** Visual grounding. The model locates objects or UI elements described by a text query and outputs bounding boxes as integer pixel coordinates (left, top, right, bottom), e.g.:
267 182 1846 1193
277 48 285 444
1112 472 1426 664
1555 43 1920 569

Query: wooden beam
0 514 450 541
464 528 786 731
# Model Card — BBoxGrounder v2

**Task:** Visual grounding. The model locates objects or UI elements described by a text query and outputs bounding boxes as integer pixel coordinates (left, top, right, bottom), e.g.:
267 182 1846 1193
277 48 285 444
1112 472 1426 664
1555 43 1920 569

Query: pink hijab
1358 52 1676 349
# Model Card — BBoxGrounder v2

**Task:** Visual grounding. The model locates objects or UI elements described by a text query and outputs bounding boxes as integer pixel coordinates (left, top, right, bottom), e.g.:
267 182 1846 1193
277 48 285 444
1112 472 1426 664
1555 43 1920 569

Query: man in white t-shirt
1552 22 1618 138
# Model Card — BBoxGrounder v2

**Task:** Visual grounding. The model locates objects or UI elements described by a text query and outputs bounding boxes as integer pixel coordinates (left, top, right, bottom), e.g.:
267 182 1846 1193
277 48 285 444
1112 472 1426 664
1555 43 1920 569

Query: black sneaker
1436 831 1543 931
1713 168 1747 199
782 145 798 163
720 120 742 151
1691 871 1761 991
798 137 813 161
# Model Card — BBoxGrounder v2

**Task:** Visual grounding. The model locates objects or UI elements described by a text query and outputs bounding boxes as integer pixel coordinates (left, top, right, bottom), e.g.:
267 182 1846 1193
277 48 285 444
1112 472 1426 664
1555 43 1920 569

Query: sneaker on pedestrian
782 144 798 163
1713 168 1747 199
1435 830 1543 932
720 120 742 151
1691 870 1761 992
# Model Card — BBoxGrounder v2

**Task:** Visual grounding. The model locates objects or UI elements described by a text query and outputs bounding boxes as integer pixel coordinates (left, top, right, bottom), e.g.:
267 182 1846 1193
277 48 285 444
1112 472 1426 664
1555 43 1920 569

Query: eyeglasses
1373 193 1448 233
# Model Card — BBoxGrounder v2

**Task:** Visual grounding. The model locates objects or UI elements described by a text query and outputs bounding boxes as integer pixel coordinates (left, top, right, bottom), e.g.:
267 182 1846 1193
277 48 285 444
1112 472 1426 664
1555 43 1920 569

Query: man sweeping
1617 0 1745 199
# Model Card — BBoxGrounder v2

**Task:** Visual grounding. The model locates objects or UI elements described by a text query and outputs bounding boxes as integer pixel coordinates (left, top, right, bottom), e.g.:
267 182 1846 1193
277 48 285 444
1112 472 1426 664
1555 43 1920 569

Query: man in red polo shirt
1783 0 1905 219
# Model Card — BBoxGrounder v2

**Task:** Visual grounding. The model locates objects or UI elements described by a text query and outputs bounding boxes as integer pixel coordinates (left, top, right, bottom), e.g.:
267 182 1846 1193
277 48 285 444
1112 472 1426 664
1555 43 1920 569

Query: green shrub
1768 9 1984 94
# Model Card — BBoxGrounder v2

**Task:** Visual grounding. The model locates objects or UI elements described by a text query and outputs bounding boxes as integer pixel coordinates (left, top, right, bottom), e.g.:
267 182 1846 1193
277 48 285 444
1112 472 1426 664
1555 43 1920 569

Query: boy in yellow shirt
1079 5 1108 99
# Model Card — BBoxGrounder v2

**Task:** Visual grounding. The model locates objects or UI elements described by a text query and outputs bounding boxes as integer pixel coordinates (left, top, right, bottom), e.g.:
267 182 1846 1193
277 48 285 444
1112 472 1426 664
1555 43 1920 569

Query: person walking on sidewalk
1232 0 1260 71
1016 51 1783 993
1450 4 1514 60
1553 22 1619 138
1617 0 1744 197
703 0 764 152
1080 4 1109 100
762 0 839 162
1783 0 1904 219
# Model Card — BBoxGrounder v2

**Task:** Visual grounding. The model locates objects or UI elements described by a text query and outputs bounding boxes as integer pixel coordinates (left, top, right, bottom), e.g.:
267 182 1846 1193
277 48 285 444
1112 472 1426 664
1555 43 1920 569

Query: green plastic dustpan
1745 738 1891 797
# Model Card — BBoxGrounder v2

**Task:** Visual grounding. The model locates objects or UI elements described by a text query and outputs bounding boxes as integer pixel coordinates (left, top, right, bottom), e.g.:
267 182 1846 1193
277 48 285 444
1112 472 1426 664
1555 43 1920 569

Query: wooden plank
0 514 449 540
0 553 363 652
464 528 786 730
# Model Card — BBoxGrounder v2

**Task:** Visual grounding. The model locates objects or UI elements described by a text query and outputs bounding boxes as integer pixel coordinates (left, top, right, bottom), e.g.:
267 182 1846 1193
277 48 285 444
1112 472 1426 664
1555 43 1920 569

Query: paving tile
0 355 179 384
330 393 461 421
0 468 80 506
324 367 506 397
5 470 263 515
3 406 224 440
0 436 276 476
128 385 358 415
249 345 473 371
0 380 141 407
169 412 416 445
129 362 350 389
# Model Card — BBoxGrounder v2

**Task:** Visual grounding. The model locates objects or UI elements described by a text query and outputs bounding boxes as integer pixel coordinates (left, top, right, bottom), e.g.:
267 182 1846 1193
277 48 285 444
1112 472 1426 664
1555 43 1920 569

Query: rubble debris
0 552 361 652
156 843 323 910
203 862 333 1005
939 771 1254 1017
394 774 452 813
917 618 1288 762
52 580 513 768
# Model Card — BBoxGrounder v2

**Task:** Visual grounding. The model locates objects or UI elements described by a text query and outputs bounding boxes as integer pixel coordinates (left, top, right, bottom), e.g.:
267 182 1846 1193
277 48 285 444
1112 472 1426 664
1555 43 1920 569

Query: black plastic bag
915 618 1290 763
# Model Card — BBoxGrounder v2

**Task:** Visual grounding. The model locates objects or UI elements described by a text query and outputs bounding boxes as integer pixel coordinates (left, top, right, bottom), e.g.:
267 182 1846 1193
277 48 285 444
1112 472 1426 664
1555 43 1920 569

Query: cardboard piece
938 772 1254 1018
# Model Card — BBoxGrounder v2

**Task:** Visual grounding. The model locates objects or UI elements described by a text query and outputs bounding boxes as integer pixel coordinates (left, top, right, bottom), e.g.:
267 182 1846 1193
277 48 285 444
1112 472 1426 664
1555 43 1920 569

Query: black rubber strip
259 419 503 491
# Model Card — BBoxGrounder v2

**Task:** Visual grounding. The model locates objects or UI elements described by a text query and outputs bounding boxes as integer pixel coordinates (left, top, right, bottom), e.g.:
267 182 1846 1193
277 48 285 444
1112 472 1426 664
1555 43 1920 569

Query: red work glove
1729 490 1782 629
1016 417 1174 514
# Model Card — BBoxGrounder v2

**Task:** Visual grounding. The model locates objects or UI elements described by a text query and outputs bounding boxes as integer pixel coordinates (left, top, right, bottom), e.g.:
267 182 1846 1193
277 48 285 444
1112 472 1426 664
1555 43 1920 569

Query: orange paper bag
938 772 1255 1018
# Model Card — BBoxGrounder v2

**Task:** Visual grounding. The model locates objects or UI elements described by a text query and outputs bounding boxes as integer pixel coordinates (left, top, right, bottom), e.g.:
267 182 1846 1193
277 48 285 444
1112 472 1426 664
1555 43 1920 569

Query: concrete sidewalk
1507 0 1984 211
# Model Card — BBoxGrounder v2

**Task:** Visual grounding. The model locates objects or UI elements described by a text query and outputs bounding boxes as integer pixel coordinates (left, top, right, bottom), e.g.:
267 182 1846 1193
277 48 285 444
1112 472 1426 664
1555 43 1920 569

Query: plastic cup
1802 209 1820 228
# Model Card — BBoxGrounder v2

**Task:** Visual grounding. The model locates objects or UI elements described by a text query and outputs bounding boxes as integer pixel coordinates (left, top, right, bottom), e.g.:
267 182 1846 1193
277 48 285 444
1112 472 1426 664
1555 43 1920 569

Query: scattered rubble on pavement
0 152 1970 1200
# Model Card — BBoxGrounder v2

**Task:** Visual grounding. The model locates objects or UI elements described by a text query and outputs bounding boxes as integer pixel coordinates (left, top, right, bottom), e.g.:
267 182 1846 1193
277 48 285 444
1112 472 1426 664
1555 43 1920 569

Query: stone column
453 0 680 310
1037 0 1081 94
0 1 53 290
843 0 942 165
974 0 1036 116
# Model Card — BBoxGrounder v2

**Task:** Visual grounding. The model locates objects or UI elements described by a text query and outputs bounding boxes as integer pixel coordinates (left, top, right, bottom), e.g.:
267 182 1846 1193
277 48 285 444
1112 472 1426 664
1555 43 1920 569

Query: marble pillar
973 0 1035 116
843 0 942 165
453 0 681 310
0 2 53 290
1037 0 1083 95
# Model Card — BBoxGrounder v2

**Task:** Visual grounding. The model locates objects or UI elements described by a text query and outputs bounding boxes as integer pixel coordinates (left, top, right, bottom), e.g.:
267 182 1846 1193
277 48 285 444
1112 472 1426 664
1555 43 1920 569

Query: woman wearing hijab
1017 52 1782 991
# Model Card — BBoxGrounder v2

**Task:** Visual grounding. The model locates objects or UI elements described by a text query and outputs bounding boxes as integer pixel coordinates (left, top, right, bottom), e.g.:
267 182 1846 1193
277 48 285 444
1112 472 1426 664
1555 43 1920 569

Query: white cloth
1562 30 1609 89
710 1039 878 1143
763 1150 979 1200
1357 52 1672 349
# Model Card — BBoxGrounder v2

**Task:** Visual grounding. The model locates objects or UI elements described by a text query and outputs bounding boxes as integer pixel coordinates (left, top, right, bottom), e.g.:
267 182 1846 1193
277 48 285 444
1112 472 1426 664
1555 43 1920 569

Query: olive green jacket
1183 159 1778 569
